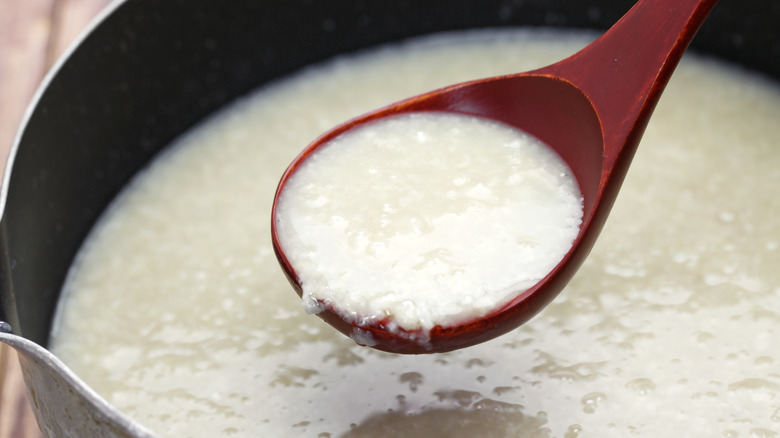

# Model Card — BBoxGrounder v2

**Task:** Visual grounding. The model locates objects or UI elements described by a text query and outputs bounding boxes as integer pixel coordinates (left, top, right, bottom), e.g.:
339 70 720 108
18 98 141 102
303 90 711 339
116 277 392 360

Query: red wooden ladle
272 0 719 354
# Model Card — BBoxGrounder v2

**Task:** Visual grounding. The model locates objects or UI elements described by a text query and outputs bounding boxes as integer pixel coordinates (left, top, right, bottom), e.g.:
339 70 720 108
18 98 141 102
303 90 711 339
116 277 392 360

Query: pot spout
0 333 155 438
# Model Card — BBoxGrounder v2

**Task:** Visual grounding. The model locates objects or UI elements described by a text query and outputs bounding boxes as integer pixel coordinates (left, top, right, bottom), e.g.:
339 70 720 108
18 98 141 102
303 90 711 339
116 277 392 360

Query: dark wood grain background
0 1 114 436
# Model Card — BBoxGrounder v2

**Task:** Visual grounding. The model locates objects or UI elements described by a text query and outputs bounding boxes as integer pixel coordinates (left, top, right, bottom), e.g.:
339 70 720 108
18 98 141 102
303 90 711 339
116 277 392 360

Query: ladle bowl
272 0 719 354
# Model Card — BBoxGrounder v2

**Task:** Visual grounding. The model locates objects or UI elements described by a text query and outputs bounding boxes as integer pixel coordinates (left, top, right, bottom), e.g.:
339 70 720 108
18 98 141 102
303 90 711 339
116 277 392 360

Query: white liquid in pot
275 112 583 339
50 29 780 438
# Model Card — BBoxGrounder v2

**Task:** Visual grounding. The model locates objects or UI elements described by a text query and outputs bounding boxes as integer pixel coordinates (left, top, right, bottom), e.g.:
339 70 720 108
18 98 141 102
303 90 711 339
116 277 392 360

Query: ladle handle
544 0 719 171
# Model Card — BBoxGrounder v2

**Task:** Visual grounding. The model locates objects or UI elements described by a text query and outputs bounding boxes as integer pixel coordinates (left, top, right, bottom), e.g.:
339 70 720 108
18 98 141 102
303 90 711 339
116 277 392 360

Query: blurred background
0 1 114 436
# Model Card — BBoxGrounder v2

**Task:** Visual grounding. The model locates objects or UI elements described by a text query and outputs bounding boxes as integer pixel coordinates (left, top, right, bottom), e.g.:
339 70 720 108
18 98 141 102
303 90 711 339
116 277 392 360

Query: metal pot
1 0 778 436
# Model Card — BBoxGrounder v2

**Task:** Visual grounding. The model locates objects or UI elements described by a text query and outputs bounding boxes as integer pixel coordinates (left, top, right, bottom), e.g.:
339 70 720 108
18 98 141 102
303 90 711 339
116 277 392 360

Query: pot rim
0 0 128 222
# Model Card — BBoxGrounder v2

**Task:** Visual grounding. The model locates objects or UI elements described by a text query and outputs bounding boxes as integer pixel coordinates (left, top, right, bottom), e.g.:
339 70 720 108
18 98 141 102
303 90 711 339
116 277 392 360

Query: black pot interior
1 0 778 347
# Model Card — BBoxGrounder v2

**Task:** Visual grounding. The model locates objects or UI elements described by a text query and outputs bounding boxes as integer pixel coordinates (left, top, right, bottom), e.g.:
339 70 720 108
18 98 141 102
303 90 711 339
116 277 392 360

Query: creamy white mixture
50 29 780 438
275 112 582 336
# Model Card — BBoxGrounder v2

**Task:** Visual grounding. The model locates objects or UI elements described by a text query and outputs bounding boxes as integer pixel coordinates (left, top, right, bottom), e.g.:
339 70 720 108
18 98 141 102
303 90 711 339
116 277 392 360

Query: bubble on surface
728 379 780 393
399 372 424 393
625 378 656 396
581 392 607 414
564 424 583 438
750 428 778 438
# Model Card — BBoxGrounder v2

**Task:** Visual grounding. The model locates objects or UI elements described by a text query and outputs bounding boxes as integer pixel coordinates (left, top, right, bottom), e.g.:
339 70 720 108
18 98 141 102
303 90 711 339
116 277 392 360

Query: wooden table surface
0 1 115 436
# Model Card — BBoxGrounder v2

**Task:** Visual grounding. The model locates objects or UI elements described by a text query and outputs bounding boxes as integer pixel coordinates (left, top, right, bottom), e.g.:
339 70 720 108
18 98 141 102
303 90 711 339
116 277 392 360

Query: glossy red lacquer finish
272 0 719 354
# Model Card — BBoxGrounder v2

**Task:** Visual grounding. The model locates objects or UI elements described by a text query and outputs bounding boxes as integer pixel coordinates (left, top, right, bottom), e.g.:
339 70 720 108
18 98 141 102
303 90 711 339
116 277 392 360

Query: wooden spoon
271 0 719 354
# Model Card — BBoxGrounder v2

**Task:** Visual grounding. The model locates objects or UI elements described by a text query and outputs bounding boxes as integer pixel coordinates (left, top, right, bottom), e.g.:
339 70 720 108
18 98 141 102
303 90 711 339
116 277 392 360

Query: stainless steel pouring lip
0 332 155 438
